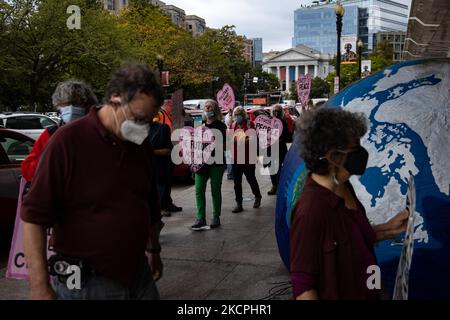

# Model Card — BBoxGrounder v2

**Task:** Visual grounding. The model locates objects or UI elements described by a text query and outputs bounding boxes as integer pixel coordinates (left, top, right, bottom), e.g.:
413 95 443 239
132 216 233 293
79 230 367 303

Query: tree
364 40 393 75
244 69 279 95
0 0 132 111
0 0 262 110
310 77 331 98
289 81 298 101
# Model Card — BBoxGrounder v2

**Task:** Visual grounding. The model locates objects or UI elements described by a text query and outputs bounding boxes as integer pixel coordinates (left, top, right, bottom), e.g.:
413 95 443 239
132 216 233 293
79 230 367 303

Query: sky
167 0 412 52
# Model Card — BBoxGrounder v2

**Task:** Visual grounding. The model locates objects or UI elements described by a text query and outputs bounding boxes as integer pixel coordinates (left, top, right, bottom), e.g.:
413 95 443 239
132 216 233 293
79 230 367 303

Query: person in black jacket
267 104 292 195
149 120 182 217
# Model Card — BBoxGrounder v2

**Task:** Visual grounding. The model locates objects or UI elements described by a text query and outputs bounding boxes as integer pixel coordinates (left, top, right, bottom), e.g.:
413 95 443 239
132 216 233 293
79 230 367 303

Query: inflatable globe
275 59 450 299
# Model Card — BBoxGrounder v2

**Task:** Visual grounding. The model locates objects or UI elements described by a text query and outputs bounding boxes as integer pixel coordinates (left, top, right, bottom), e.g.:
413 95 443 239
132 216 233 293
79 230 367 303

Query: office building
373 31 406 61
293 0 409 54
252 38 263 67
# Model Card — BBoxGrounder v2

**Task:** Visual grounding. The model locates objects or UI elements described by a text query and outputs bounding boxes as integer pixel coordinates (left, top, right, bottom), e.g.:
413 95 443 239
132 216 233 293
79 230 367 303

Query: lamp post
156 54 164 81
335 2 345 92
210 76 219 98
357 39 364 79
243 72 250 98
156 54 165 99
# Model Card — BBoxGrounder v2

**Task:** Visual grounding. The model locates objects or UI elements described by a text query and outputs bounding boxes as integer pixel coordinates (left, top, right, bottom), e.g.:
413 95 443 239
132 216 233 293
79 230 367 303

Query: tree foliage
310 77 330 98
0 0 258 111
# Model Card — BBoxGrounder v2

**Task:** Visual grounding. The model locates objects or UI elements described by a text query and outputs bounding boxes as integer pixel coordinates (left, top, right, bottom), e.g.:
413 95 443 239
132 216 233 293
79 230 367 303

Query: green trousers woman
191 165 225 230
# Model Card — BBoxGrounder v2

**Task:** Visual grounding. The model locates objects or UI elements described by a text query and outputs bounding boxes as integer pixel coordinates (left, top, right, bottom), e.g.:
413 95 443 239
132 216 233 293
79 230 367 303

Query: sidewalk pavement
0 166 292 300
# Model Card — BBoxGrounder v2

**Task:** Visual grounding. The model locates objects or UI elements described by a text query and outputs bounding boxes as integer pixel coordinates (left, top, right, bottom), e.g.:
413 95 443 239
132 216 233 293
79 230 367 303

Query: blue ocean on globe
275 59 450 299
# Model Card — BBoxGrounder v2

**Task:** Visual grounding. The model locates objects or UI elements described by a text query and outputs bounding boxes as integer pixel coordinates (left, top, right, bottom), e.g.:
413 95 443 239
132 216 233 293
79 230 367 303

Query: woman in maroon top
290 108 409 300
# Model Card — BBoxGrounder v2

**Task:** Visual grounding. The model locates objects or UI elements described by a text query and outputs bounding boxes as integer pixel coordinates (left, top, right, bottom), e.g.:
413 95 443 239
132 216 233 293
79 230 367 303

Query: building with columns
262 45 333 92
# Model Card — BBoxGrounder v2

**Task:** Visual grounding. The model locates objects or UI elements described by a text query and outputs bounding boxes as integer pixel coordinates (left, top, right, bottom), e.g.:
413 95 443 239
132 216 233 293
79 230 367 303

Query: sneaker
267 186 277 196
210 216 221 229
167 203 183 212
232 204 243 213
162 210 171 217
253 197 262 208
191 218 208 231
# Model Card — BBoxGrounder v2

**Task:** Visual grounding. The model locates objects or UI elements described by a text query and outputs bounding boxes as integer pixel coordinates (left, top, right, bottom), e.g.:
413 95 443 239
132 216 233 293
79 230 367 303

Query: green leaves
0 0 259 110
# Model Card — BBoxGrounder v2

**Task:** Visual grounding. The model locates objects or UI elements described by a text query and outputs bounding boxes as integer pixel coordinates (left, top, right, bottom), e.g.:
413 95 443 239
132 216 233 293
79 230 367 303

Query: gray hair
52 80 97 110
233 106 247 120
203 99 223 121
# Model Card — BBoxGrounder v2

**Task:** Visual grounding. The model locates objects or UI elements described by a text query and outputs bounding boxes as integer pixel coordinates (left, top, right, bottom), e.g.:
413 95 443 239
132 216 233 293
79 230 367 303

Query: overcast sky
167 0 412 52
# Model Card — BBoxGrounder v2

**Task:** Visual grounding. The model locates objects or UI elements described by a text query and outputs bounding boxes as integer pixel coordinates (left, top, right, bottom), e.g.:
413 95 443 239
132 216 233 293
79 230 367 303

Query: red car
0 129 35 227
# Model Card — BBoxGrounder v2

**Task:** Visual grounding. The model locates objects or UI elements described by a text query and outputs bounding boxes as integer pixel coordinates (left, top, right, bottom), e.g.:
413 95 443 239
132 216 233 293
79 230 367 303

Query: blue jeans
51 260 160 300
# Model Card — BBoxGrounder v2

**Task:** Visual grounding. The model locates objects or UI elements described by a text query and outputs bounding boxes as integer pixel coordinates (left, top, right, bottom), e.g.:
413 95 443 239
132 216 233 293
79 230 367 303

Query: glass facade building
252 38 263 66
293 0 409 54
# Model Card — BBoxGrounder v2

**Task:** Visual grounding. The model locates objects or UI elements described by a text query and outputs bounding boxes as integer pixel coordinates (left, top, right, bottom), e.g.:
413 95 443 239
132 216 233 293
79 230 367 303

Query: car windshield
0 135 34 164
5 116 54 130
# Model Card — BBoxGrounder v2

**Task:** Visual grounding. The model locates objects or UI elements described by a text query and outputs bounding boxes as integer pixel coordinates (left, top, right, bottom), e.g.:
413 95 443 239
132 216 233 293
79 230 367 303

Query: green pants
195 165 226 219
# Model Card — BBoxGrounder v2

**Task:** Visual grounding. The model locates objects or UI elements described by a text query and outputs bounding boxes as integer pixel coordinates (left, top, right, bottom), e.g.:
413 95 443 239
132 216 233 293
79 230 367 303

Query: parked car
0 113 58 140
183 99 209 110
45 112 62 124
0 129 35 227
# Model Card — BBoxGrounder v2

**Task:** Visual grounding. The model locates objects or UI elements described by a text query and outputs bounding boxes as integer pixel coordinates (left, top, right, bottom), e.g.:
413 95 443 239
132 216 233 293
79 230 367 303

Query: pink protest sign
216 83 235 111
254 115 283 149
6 178 53 280
297 74 312 107
179 126 215 171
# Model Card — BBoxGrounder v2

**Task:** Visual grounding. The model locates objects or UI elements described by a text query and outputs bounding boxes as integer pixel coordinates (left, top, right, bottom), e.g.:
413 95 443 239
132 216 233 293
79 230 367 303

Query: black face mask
342 146 369 176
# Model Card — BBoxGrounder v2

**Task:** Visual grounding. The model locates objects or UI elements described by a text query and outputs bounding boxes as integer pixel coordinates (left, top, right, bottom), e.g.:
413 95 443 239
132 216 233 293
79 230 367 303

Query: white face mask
113 106 150 145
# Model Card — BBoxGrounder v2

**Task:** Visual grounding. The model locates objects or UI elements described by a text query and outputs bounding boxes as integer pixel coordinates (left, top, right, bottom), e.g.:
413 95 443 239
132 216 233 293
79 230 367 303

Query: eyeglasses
319 147 360 163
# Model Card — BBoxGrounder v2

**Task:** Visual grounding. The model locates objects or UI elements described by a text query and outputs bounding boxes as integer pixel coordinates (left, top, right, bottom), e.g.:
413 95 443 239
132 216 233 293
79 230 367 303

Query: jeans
232 164 262 204
227 164 233 177
51 259 160 300
195 165 225 219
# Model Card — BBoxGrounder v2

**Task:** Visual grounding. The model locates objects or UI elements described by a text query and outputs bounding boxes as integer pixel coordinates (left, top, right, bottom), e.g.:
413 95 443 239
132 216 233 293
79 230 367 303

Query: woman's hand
373 209 409 241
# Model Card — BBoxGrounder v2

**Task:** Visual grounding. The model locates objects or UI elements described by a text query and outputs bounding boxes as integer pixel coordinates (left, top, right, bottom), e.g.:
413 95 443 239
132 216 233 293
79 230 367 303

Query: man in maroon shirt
21 63 164 300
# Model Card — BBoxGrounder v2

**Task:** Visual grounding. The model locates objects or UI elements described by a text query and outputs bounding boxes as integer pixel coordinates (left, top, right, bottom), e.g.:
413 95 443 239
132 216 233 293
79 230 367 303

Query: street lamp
210 76 219 98
357 39 364 79
335 2 345 91
156 54 164 82
156 54 166 99
243 73 250 97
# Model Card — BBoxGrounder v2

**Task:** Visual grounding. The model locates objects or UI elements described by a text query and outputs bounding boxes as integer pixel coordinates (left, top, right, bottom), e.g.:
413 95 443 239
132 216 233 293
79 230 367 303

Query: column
277 66 281 89
304 65 309 75
285 65 290 93
295 65 299 82
314 64 318 78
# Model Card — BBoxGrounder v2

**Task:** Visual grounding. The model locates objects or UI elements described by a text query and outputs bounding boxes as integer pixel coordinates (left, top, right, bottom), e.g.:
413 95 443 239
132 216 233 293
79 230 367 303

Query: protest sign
296 74 312 107
217 83 235 111
254 115 283 149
